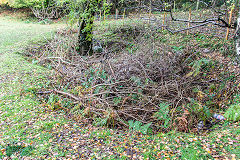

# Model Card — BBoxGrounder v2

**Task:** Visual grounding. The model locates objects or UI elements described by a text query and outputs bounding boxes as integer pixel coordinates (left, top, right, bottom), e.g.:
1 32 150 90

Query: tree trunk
77 18 93 56
76 2 95 56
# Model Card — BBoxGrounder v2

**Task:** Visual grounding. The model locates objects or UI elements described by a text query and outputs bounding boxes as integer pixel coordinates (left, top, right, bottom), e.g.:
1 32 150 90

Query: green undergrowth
0 15 239 159
0 50 70 159
95 19 236 57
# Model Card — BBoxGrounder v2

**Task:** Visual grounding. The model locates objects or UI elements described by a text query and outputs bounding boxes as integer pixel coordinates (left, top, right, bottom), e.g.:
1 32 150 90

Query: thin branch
166 21 212 34
37 89 81 101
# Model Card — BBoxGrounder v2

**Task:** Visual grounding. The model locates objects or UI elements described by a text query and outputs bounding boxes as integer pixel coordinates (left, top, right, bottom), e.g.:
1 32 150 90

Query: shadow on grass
0 144 35 158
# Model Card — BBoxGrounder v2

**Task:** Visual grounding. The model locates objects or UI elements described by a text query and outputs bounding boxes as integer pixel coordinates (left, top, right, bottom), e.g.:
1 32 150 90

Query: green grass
0 15 239 159
0 16 69 158
0 16 63 53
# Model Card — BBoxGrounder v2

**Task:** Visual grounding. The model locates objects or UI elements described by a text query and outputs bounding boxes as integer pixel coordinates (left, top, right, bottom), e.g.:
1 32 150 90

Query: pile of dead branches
26 24 238 132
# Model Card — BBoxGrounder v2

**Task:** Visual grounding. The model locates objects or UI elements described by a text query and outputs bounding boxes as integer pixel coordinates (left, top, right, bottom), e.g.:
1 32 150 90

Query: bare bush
31 4 64 21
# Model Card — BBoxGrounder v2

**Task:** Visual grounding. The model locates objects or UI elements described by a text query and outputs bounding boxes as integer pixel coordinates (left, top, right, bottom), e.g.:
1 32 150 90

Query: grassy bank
0 16 70 158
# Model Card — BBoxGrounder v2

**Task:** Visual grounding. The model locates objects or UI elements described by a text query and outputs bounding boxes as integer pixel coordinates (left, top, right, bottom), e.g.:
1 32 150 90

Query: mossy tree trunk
77 16 94 56
75 0 96 56
68 0 109 55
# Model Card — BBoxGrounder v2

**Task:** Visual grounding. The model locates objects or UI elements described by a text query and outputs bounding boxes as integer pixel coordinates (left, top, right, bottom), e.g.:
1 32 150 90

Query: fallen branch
37 89 81 101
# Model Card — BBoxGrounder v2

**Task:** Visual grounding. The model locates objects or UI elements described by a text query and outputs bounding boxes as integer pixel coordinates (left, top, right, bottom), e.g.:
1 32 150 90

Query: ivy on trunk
68 0 110 56
76 3 95 55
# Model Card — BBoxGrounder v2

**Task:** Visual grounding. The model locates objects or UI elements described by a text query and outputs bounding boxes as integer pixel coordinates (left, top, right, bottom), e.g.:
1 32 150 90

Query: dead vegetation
25 20 239 133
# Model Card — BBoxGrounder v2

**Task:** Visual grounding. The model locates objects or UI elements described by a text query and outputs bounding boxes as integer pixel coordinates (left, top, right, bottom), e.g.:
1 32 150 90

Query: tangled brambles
26 22 239 133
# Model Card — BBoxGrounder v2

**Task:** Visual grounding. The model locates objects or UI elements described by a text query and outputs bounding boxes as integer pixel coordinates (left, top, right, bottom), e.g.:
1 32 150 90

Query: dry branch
37 89 81 101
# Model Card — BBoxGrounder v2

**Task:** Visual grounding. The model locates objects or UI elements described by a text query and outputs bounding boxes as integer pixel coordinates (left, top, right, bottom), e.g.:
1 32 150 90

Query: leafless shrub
30 4 64 21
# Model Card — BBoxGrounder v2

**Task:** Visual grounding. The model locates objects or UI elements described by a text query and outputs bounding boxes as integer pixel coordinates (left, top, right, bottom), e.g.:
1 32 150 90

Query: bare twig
37 89 81 101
